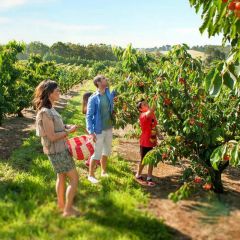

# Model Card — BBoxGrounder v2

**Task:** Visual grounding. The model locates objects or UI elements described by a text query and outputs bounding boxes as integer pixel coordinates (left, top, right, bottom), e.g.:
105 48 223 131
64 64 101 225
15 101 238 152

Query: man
86 75 115 184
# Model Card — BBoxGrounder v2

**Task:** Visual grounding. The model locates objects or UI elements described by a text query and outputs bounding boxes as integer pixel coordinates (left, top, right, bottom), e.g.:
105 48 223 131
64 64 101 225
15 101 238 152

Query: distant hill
187 50 206 59
160 50 206 59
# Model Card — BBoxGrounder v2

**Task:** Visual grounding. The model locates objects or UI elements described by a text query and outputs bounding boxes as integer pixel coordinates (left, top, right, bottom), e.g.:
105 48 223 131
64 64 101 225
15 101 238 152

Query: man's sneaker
101 172 109 178
88 176 99 184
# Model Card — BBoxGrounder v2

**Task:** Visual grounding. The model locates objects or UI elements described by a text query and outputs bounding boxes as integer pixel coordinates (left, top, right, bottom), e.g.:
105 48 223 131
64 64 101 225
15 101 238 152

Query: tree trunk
17 110 24 117
211 170 224 193
209 161 229 193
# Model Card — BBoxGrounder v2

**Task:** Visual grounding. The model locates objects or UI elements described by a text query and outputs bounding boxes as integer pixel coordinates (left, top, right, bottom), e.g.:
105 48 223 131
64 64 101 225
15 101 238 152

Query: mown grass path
0 82 172 240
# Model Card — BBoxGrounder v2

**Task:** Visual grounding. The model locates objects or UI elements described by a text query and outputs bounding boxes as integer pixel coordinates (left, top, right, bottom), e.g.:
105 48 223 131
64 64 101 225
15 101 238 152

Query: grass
0 81 172 240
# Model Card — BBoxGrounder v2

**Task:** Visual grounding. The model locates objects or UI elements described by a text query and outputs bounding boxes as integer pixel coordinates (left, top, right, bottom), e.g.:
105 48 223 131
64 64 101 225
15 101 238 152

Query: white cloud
0 0 56 11
0 0 29 10
0 17 11 24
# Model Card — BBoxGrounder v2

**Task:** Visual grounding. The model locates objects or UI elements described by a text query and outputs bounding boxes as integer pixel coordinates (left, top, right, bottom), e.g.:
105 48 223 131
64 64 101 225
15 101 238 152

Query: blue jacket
86 88 115 134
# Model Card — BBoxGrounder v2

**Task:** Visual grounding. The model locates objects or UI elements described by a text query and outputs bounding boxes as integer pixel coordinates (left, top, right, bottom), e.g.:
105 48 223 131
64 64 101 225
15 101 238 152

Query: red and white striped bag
67 135 94 160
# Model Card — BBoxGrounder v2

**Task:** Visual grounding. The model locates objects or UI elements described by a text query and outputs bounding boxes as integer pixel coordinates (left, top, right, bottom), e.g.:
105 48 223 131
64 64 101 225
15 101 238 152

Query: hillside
160 50 206 59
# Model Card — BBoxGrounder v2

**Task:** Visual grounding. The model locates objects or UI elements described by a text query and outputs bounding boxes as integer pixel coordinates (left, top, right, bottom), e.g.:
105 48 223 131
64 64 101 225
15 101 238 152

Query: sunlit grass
0 81 171 240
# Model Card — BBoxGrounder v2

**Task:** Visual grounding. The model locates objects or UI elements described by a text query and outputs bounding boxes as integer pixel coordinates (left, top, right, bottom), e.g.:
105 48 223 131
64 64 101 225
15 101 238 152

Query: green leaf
223 71 235 90
234 63 240 78
142 148 161 166
230 142 240 167
209 72 222 97
210 145 226 170
200 5 215 34
205 68 216 91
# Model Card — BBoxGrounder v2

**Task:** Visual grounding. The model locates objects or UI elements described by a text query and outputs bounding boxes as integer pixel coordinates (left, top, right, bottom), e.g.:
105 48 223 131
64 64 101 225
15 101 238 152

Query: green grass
0 81 172 240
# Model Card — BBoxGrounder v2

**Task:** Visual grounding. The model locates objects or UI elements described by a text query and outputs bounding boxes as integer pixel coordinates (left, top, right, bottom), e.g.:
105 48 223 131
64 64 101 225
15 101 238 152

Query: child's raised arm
144 103 156 118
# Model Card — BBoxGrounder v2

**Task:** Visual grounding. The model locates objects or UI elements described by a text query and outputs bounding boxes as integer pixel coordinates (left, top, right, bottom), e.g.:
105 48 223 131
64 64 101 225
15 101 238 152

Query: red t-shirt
139 112 158 147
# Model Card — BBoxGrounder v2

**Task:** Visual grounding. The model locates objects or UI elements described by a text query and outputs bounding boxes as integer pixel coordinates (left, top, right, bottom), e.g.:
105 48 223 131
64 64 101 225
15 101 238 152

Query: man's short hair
93 75 105 87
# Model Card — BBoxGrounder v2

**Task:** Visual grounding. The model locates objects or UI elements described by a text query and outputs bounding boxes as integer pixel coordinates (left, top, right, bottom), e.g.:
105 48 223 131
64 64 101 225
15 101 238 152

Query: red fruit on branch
222 0 228 3
194 177 202 184
223 154 230 161
189 118 195 125
162 153 168 159
179 77 186 85
197 122 204 128
203 183 212 190
235 2 240 10
164 98 172 106
228 1 236 10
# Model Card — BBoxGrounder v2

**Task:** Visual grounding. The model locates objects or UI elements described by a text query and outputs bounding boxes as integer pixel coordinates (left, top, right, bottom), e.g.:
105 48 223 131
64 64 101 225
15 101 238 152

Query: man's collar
96 87 109 95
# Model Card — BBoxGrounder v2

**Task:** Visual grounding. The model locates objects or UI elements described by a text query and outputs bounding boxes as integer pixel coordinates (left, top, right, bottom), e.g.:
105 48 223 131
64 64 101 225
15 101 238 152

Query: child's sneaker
135 174 144 180
87 176 99 184
146 177 156 187
135 174 148 186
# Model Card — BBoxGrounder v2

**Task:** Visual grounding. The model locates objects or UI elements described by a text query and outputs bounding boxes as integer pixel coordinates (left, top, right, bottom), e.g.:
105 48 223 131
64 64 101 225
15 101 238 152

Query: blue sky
0 0 223 47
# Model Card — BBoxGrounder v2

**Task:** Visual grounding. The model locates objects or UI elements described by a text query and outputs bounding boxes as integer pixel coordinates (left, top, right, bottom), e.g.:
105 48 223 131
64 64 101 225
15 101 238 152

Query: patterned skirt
48 149 76 174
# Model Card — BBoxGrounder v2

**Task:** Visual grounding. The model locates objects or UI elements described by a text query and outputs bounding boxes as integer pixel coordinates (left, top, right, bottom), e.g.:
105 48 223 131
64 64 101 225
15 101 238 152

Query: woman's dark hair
33 80 58 111
82 92 92 114
136 99 145 112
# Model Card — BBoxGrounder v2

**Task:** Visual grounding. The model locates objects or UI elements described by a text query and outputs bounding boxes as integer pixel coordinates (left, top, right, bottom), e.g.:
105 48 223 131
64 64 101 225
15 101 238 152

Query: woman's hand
67 125 77 134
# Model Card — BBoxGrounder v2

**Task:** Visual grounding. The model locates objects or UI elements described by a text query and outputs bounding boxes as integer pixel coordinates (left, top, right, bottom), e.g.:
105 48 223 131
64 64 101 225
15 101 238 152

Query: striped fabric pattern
67 135 94 160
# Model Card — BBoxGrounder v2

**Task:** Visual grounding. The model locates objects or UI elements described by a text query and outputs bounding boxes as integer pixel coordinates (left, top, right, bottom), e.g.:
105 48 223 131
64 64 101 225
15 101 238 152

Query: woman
34 79 79 217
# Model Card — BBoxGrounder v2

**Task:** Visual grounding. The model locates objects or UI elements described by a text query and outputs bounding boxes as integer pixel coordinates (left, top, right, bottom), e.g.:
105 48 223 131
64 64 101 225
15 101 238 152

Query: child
136 99 158 187
82 92 93 114
82 92 101 167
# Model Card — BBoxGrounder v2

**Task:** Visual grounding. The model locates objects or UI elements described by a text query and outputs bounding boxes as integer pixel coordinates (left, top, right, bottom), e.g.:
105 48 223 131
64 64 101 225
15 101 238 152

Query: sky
0 0 223 47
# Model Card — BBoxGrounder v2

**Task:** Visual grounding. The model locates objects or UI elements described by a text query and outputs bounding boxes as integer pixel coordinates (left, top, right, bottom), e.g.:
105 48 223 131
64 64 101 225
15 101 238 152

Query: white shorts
91 128 113 160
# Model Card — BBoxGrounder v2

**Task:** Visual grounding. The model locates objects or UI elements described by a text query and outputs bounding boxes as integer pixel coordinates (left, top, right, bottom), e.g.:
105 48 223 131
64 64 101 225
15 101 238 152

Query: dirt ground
1 85 240 240
115 137 240 240
0 85 81 159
